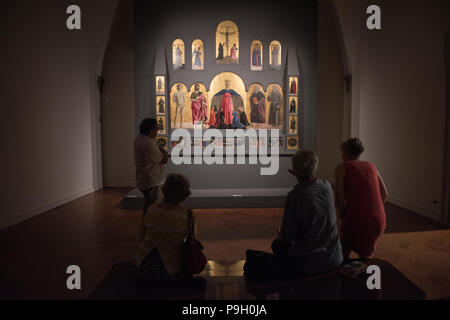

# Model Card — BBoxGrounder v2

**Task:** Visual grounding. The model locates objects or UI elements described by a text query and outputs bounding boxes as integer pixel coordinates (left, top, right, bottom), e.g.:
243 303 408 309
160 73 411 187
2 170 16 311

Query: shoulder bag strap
187 209 195 239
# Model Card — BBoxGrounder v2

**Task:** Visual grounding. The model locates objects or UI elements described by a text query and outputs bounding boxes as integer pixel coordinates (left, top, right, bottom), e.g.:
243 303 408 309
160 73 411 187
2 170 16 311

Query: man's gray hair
291 150 319 181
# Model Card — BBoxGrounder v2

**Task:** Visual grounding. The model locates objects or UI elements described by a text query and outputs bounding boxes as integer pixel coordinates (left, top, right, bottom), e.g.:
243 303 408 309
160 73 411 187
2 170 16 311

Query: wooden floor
0 188 449 300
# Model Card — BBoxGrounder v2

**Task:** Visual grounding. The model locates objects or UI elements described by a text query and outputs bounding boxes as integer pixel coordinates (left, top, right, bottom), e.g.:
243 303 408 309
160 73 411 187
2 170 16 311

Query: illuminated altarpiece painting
135 0 318 158
165 19 289 134
169 72 284 131
161 15 302 152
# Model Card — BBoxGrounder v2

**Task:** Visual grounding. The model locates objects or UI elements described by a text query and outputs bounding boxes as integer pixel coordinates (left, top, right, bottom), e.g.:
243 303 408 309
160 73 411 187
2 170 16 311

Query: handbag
184 209 207 275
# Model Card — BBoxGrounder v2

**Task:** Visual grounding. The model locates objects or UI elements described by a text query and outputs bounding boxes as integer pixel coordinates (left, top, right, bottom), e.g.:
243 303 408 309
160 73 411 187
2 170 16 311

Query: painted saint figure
158 118 164 131
290 117 296 133
158 98 165 114
217 43 224 60
193 46 203 69
190 84 208 125
252 44 261 67
174 46 183 69
271 45 280 69
290 79 297 94
230 44 238 61
215 107 225 128
157 78 163 93
250 85 266 124
173 84 186 128
268 86 282 127
289 99 296 114
238 107 250 127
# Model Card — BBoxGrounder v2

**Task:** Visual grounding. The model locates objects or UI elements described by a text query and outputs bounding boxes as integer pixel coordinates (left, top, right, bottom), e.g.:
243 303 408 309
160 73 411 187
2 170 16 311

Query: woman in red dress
334 138 388 260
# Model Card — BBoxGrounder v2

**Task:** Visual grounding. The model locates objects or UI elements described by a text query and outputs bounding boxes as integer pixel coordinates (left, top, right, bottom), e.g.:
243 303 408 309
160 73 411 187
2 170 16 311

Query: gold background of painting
216 20 239 61
192 39 204 70
172 39 185 67
156 76 165 95
156 96 165 114
289 96 298 114
269 40 281 67
250 40 262 70
288 115 298 134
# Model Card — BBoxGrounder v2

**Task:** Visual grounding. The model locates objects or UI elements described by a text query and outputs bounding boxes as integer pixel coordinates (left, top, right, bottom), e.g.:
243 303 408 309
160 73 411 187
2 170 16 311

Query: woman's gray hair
291 150 319 181
162 173 191 205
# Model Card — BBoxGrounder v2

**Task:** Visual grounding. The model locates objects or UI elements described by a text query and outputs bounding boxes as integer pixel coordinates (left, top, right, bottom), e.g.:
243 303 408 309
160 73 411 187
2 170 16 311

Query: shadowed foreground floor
0 188 449 299
89 259 425 300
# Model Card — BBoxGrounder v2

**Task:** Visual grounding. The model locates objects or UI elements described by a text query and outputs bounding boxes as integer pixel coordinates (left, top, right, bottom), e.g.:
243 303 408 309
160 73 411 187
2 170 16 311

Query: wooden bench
89 258 425 300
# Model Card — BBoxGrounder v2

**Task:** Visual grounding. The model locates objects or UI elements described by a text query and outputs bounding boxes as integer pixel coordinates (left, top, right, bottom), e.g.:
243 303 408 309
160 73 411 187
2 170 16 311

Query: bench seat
89 258 425 300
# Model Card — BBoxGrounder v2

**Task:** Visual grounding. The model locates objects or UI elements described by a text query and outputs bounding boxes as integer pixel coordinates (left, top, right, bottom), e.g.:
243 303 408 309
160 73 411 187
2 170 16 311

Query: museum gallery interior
1 0 450 300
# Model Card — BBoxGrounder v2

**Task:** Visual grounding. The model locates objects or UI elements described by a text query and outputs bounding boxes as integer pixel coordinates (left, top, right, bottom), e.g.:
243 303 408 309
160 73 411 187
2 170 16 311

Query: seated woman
245 150 343 278
334 138 388 260
135 173 195 283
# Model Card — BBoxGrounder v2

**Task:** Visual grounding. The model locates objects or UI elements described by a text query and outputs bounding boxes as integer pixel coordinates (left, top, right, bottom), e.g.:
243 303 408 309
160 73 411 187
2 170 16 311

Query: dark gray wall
134 0 317 189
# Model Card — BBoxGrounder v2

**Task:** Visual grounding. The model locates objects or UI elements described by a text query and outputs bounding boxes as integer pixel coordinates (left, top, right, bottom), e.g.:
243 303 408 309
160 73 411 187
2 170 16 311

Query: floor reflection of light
266 292 280 300
206 260 226 276
229 260 245 276
204 260 245 277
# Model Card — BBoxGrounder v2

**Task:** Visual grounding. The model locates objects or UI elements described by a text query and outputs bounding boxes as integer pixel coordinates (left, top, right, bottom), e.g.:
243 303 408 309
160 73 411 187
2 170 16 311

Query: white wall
87 0 120 190
0 0 118 229
101 0 135 187
334 0 450 221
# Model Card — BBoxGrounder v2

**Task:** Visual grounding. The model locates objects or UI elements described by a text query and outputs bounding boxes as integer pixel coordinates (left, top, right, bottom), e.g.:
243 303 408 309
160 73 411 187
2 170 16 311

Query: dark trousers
141 186 160 219
271 239 293 262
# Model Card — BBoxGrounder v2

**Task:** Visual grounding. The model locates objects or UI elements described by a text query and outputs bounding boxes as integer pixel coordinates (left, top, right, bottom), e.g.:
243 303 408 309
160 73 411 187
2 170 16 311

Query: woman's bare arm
378 171 388 203
334 164 346 218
